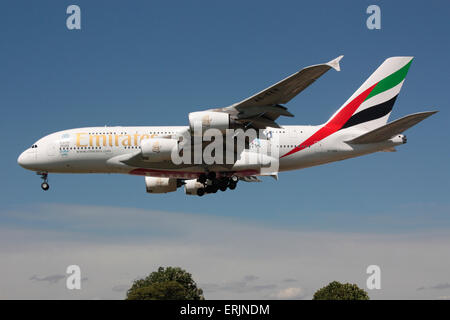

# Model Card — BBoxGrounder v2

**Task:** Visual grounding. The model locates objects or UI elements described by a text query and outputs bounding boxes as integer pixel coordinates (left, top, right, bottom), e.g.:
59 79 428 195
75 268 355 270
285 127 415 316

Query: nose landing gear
38 172 50 191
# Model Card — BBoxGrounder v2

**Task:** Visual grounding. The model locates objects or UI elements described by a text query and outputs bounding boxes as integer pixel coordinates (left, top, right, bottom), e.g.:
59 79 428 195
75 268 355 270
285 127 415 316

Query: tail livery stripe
340 95 398 129
364 60 412 101
281 83 378 158
281 57 412 158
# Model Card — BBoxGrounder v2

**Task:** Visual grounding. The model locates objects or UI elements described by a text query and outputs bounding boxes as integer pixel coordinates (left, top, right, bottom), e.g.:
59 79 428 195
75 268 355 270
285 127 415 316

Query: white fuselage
17 124 404 179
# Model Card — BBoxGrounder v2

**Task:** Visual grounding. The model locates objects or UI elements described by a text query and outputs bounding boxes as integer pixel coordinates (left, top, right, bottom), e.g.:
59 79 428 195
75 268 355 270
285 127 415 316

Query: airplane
18 56 437 196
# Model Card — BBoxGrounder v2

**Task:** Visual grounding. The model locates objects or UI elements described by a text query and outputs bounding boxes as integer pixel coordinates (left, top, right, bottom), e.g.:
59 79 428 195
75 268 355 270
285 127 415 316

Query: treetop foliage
126 266 204 300
313 281 369 300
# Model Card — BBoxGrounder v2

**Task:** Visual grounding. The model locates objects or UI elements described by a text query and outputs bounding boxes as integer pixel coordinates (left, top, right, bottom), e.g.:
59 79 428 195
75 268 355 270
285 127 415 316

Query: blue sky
0 1 449 299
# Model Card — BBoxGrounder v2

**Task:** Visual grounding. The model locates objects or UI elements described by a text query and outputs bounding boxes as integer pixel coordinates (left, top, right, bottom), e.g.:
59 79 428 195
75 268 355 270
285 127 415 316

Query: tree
126 266 204 300
312 281 369 300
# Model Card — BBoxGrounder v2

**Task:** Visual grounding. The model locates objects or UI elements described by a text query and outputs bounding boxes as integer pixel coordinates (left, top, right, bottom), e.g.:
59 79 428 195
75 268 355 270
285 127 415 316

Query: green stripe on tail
365 59 413 101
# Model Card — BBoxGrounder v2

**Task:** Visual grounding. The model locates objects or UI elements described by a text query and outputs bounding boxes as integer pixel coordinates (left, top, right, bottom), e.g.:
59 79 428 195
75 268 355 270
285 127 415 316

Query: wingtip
422 110 439 116
327 55 344 71
427 110 439 117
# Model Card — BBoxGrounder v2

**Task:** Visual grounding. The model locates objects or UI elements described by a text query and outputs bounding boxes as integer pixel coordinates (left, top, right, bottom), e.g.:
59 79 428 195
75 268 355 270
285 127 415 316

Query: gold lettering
76 133 88 147
115 135 123 147
133 133 140 146
93 134 107 146
89 135 94 147
122 134 132 146
109 134 113 147
140 134 150 141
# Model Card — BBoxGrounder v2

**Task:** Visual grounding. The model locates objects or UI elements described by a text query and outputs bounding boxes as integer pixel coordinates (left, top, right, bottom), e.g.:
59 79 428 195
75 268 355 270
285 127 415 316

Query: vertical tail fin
327 57 413 131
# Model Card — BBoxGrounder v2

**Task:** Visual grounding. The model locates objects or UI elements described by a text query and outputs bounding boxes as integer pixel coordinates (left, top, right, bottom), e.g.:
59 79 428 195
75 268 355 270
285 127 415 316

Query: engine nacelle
184 179 204 195
145 177 177 194
141 138 178 162
188 111 230 135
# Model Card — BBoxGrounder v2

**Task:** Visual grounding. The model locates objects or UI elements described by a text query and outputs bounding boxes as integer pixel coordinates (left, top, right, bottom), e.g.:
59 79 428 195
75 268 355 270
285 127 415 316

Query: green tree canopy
126 266 204 300
313 281 369 300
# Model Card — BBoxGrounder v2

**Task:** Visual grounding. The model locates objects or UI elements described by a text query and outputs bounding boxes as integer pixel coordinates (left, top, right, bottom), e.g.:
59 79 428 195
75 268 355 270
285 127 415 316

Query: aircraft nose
17 150 33 169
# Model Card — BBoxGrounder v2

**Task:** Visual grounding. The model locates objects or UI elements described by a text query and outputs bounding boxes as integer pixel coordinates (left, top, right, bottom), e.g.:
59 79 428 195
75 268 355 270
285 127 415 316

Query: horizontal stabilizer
347 111 437 144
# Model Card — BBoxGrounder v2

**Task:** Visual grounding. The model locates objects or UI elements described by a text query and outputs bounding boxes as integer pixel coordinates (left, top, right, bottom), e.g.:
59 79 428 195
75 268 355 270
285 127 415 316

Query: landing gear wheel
229 182 237 190
218 179 228 191
197 188 205 196
207 172 216 180
198 174 207 184
38 172 49 191
230 175 238 183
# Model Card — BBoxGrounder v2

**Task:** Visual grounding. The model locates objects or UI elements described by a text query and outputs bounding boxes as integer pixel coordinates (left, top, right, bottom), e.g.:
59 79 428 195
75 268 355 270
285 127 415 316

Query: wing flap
236 116 282 129
239 176 262 182
237 104 294 119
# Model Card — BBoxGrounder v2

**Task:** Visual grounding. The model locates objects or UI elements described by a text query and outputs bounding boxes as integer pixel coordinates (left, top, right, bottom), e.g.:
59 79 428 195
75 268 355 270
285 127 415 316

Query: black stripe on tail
340 95 398 130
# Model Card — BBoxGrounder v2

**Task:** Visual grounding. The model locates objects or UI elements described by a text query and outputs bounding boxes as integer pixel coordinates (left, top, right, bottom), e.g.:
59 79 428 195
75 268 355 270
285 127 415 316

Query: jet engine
141 138 178 162
184 179 204 195
188 111 230 135
145 177 178 193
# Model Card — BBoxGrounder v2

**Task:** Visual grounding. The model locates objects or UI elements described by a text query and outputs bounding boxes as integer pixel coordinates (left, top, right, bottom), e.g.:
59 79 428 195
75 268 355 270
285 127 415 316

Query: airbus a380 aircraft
18 56 436 196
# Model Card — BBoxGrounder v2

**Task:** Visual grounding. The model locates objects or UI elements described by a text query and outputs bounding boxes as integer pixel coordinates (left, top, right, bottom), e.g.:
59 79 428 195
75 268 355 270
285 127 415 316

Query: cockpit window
31 144 38 148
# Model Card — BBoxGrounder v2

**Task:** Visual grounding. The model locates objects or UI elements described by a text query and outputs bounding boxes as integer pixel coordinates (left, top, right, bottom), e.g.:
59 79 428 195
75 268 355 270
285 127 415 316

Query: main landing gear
196 173 238 196
38 172 50 191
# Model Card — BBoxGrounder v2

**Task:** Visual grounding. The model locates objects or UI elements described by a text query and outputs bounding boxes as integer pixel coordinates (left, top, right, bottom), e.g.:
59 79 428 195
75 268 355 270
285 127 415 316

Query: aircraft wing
210 55 343 129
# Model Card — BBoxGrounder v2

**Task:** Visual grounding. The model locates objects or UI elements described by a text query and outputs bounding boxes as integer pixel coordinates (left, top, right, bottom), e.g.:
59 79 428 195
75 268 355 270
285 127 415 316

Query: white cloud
201 275 276 295
0 203 449 299
30 274 66 284
270 287 305 300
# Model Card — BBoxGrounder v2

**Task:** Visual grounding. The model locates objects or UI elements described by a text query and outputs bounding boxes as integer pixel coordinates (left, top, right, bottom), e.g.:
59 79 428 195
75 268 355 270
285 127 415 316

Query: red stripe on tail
280 82 378 158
